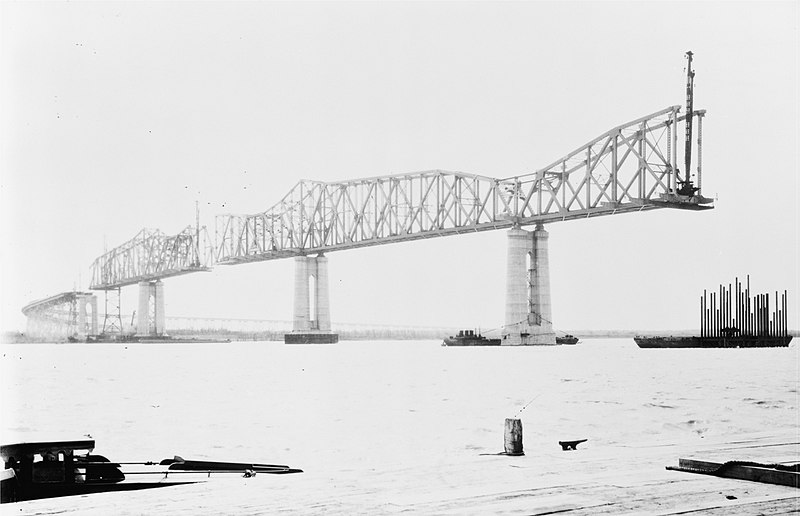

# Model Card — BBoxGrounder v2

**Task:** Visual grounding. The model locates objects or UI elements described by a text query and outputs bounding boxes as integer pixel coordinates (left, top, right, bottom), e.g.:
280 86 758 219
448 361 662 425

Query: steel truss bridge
215 105 708 264
71 104 711 339
90 227 213 290
86 104 710 289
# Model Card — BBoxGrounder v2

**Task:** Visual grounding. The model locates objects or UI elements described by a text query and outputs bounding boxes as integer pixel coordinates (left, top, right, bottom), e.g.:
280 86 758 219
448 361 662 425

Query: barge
635 335 792 348
635 276 792 349
556 334 579 345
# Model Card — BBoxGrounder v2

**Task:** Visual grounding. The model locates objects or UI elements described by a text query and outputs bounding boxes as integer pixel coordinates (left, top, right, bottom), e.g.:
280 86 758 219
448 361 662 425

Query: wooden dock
5 431 798 515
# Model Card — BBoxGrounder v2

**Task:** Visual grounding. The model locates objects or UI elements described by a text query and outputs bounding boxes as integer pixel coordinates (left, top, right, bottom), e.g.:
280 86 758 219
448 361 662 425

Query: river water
1 338 798 509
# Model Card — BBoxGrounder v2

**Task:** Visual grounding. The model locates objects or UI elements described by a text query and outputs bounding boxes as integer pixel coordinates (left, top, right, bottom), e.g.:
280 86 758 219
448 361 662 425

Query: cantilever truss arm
216 105 711 264
89 226 213 290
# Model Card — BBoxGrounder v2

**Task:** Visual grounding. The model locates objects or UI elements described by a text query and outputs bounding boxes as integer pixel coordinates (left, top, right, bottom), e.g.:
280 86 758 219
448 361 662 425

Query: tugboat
556 334 579 345
1 439 302 503
442 329 501 346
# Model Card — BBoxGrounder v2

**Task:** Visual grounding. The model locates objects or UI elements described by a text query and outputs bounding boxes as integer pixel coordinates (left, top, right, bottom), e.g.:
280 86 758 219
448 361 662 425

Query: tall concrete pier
76 293 98 337
136 280 166 336
286 254 338 343
502 224 556 345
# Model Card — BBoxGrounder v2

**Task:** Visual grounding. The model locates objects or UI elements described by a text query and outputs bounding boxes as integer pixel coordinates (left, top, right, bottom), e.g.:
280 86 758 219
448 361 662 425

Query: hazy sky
1 1 797 333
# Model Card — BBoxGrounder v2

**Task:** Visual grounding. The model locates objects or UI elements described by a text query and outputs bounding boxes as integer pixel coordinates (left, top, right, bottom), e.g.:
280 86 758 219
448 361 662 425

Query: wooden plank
669 458 799 488
6 434 799 515
661 496 800 515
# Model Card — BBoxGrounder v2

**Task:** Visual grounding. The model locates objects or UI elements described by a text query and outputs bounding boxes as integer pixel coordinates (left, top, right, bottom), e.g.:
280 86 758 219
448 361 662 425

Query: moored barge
635 335 792 348
635 276 792 349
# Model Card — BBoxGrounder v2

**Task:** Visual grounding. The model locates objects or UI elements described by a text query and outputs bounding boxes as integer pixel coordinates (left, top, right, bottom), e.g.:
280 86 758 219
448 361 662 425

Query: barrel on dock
504 418 524 456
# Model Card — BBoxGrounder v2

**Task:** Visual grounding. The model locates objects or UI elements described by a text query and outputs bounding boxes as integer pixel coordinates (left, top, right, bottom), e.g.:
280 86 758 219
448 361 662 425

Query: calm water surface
2 339 797 474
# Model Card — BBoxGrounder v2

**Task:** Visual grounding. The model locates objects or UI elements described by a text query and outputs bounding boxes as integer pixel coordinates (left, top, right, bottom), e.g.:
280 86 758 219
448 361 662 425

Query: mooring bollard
504 418 524 455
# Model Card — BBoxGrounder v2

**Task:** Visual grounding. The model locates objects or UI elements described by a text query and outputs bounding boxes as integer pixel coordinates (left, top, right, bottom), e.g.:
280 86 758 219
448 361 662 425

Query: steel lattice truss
89 226 212 290
216 106 711 264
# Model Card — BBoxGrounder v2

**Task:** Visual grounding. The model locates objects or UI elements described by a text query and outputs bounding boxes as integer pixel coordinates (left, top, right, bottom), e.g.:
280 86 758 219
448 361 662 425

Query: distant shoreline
3 329 798 344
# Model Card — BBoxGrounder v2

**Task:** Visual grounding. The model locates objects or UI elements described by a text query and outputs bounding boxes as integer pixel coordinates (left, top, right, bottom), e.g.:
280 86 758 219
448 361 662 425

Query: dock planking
6 432 798 515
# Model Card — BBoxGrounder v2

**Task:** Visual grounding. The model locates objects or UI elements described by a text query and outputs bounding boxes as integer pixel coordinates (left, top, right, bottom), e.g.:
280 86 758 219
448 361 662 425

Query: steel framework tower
89 226 212 337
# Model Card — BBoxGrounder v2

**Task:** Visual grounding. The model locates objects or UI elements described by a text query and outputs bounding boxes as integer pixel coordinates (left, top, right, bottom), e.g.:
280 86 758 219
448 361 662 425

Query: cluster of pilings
700 276 789 338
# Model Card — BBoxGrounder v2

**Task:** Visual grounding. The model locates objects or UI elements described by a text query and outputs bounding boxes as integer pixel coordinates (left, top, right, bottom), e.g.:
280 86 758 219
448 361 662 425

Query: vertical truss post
638 123 646 199
611 131 619 203
537 173 543 215
585 147 591 209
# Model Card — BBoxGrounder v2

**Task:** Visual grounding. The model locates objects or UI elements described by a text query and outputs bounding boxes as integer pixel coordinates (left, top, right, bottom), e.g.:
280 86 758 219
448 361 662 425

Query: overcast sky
1 1 797 333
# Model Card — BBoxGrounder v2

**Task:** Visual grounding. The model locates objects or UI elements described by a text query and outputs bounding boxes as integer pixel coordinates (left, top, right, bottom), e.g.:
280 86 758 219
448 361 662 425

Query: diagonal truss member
89 226 212 290
216 105 710 264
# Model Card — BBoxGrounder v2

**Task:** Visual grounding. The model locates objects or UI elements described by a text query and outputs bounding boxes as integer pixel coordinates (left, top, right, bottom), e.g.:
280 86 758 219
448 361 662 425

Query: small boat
1 439 302 503
556 334 579 345
442 329 500 346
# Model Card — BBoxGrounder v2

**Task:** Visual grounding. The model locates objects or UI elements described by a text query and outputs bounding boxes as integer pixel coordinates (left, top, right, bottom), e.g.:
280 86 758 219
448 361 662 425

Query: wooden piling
504 418 524 456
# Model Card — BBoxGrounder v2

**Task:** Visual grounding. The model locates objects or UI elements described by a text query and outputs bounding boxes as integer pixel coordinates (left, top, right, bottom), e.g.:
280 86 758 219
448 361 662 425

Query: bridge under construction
25 53 713 344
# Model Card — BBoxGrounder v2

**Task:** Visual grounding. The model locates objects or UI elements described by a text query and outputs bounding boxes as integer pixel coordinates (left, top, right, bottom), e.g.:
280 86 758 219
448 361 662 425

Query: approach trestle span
21 292 97 340
216 105 710 264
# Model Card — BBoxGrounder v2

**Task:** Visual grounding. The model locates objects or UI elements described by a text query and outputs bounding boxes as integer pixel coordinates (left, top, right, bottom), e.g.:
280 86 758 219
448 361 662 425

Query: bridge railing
215 105 710 264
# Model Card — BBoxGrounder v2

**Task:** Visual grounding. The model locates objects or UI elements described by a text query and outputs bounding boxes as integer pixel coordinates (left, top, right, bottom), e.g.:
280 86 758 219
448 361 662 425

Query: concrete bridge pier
76 293 98 337
285 254 338 344
501 224 556 345
292 256 310 331
315 254 332 331
136 280 167 337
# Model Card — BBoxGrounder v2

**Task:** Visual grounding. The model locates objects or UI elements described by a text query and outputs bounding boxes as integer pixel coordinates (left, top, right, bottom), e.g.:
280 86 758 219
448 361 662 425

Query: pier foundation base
284 332 339 344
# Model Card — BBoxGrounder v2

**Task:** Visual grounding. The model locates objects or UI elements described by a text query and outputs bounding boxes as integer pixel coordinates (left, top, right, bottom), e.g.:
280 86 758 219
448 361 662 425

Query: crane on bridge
678 50 699 197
